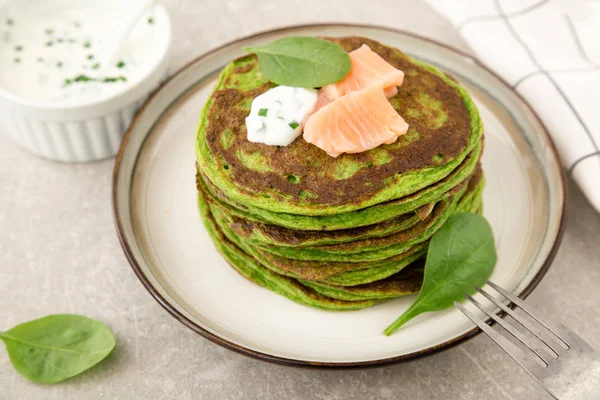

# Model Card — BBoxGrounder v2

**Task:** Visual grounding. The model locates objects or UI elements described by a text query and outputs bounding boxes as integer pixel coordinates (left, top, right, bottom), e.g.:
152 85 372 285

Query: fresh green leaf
384 213 496 335
0 314 116 384
244 36 351 88
258 108 268 116
289 122 299 129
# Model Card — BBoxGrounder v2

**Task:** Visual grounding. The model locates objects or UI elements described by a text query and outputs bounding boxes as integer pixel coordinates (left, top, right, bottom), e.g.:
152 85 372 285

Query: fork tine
454 301 544 373
465 294 549 366
486 281 592 351
475 286 563 357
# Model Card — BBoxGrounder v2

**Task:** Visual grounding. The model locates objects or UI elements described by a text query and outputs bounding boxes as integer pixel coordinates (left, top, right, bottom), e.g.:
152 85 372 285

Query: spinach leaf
244 36 351 88
0 314 116 384
384 213 496 335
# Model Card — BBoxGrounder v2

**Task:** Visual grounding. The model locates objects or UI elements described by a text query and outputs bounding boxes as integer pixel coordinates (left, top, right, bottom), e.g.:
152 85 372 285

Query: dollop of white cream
245 86 318 146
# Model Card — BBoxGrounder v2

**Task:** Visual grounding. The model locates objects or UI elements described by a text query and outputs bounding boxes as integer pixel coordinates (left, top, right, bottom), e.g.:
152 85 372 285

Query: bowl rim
112 23 568 369
0 3 172 116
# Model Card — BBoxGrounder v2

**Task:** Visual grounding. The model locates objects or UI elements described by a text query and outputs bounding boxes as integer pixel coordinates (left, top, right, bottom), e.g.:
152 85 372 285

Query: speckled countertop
1 1 599 399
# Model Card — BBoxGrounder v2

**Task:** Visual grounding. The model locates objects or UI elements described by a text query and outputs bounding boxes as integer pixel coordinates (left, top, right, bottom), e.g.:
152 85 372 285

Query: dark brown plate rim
112 23 567 369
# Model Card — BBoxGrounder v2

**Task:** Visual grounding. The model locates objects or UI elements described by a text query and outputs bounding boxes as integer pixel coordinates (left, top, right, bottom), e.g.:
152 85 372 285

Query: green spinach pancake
195 36 485 310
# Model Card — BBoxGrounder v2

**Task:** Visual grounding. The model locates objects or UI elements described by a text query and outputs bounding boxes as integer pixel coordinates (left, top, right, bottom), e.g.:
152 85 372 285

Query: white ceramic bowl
0 2 171 163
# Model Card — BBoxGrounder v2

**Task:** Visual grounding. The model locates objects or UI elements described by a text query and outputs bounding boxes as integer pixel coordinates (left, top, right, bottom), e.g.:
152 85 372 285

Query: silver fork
455 280 600 400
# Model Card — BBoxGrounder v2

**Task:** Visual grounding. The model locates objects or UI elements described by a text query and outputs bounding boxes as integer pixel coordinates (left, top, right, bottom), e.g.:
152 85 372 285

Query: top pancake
196 36 482 216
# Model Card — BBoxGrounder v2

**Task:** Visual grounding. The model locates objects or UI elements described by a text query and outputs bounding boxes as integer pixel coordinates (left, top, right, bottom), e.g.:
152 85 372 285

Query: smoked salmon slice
301 44 406 127
320 44 405 101
303 86 409 157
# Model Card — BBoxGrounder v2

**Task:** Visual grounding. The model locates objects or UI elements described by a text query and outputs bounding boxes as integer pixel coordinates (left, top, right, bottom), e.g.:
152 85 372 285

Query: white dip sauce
0 1 164 105
246 86 318 146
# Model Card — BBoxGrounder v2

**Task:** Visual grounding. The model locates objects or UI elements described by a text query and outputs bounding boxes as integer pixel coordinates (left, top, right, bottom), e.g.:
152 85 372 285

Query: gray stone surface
0 1 598 399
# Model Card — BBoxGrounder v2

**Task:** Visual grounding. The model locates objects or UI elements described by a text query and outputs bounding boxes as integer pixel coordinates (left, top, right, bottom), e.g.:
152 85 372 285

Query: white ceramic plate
113 25 566 367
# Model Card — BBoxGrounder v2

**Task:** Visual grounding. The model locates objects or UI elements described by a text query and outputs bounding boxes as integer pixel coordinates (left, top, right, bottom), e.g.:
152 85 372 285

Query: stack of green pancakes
196 37 485 310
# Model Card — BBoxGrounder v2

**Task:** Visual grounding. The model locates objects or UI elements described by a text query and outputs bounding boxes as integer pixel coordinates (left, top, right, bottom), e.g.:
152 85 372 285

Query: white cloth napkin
426 0 600 213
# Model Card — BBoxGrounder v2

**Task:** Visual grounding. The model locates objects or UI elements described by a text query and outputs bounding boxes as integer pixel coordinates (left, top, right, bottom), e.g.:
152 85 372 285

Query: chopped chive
57 38 64 43
6 18 14 26
116 60 125 68
63 75 128 85
74 75 92 82
258 108 268 116
46 41 53 47
87 54 94 60
37 57 44 62
83 41 91 48
14 45 22 51
13 57 20 63
67 38 76 43
45 28 54 35
103 76 127 83
289 122 299 129
147 17 154 24
91 63 100 70
57 61 63 68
